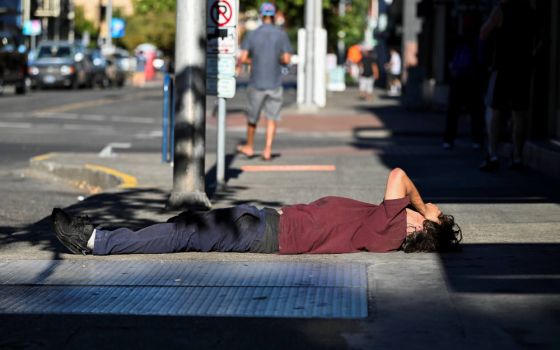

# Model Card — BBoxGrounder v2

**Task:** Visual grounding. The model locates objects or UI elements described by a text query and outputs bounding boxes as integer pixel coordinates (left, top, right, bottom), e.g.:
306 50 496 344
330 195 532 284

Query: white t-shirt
389 52 401 75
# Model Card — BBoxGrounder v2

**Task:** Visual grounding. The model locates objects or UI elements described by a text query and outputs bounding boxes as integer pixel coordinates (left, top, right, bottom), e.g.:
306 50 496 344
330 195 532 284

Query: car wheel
70 78 79 90
15 83 26 95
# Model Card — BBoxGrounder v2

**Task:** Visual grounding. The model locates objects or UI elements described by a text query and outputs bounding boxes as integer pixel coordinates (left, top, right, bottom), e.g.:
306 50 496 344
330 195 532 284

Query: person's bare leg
480 108 500 171
512 110 526 163
487 108 500 158
237 123 257 157
262 119 277 160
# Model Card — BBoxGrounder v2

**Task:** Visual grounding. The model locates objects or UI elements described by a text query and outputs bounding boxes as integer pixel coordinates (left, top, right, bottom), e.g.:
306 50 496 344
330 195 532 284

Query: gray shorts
247 86 283 124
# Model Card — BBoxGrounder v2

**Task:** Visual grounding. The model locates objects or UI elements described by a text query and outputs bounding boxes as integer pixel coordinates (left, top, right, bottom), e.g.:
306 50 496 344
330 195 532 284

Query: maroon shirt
278 196 410 254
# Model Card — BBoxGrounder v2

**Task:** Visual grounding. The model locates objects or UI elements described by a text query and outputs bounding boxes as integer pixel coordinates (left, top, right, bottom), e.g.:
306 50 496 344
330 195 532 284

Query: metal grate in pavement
0 260 367 318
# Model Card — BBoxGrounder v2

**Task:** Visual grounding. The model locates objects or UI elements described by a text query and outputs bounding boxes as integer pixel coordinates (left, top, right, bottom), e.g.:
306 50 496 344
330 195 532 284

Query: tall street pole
303 0 316 108
106 0 112 49
167 0 212 210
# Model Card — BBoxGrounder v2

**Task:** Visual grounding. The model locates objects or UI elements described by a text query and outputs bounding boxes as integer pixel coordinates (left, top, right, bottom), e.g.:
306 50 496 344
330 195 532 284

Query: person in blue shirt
236 2 293 161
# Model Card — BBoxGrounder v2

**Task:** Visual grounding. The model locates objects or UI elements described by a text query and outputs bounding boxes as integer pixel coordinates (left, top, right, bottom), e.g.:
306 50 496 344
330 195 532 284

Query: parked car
86 49 110 88
0 31 27 94
28 41 91 89
105 48 129 87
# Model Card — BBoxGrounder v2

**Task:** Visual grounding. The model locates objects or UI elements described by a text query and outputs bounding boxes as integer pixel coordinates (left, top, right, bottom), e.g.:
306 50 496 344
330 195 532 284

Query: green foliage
121 11 175 54
74 5 97 37
240 0 369 52
133 0 176 15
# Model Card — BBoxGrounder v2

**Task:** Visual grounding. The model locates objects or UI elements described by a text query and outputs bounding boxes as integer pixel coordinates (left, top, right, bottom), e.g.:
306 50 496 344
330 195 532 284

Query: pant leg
444 79 461 144
93 222 195 255
466 78 485 145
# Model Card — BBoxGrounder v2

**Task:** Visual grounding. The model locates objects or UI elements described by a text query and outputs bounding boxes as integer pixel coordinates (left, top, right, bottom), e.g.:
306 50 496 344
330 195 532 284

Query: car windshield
37 45 72 58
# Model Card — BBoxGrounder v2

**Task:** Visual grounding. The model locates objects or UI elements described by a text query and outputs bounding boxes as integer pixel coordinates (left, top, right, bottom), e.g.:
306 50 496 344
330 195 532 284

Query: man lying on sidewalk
52 168 462 255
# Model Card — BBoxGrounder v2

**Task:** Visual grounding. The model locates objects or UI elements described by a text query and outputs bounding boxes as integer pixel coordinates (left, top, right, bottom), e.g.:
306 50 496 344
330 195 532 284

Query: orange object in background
347 44 362 64
144 51 156 81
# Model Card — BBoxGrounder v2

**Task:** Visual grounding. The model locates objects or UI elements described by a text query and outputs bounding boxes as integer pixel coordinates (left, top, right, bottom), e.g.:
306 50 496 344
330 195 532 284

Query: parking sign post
207 0 238 189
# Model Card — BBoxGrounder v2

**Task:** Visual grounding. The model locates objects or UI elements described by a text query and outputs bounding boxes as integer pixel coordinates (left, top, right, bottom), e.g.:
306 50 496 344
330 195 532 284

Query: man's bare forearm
402 172 427 215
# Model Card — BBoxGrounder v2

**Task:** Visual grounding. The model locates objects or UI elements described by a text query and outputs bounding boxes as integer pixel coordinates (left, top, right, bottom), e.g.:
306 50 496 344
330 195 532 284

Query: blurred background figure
385 48 402 96
132 50 145 87
346 44 362 84
358 48 379 101
479 0 535 171
442 33 484 150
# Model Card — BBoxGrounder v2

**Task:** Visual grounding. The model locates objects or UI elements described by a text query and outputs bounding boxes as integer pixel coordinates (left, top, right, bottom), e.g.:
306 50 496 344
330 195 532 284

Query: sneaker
509 160 524 171
479 157 500 172
442 142 453 150
51 208 94 255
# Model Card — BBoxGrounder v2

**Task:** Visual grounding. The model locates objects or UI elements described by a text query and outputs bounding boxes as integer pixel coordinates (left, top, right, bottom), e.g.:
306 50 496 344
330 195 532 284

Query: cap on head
260 2 276 17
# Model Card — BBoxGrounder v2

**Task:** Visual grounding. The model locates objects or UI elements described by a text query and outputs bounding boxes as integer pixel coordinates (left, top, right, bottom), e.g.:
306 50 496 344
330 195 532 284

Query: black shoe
479 157 500 172
509 160 524 171
51 208 94 255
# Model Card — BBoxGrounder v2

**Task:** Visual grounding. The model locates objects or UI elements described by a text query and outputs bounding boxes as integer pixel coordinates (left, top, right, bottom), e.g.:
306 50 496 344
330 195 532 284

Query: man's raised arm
383 168 441 223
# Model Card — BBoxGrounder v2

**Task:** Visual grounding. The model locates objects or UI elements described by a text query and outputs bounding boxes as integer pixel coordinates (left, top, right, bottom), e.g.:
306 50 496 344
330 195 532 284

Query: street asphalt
0 81 559 349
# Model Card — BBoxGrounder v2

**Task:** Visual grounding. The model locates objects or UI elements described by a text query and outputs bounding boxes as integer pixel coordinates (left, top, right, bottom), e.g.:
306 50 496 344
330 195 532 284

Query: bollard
169 76 175 162
162 73 171 162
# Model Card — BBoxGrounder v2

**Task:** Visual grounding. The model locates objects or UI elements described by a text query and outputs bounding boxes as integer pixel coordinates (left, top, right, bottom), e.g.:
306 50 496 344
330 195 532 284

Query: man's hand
423 203 442 224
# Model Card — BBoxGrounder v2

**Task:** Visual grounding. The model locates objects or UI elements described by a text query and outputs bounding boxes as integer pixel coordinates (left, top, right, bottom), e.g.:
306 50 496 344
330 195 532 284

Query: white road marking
0 121 32 128
62 124 114 131
0 112 25 118
135 130 163 139
111 115 157 124
32 112 80 120
81 114 107 121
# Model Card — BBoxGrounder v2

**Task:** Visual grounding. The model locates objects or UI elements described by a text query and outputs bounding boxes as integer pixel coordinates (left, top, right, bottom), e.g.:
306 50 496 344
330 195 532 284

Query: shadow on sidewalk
349 98 560 204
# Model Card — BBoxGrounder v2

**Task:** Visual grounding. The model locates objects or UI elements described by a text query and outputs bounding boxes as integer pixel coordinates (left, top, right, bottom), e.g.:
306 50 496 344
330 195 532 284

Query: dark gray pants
92 208 279 255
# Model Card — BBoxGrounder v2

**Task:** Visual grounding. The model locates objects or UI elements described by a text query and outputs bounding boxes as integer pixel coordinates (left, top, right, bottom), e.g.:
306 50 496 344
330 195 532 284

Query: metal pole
106 0 112 49
303 0 316 107
337 0 346 64
167 0 211 210
162 73 171 163
216 97 226 188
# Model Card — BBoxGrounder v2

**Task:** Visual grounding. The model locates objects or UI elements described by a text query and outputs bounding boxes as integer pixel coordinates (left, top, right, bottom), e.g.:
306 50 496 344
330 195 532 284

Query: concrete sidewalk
2 88 560 349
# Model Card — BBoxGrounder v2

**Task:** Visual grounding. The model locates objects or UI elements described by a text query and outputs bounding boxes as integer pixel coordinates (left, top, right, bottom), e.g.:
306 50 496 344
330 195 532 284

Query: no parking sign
207 0 238 98
207 0 237 27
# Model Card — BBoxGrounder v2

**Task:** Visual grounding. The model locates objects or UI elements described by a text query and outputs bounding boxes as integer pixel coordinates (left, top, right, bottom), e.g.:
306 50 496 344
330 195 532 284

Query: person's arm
384 168 441 223
372 63 380 80
280 52 291 65
480 4 503 40
239 50 251 65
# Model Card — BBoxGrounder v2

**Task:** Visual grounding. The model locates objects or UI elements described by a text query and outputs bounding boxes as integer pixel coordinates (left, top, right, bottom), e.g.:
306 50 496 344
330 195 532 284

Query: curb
29 153 137 191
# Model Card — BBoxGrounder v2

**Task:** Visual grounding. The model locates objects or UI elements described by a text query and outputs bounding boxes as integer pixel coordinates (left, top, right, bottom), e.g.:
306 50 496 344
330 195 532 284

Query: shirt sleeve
281 31 293 54
381 197 411 219
241 31 252 51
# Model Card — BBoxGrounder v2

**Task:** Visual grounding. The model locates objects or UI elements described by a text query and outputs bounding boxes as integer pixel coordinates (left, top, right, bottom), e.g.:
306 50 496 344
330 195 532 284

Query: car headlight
60 65 75 75
29 66 39 75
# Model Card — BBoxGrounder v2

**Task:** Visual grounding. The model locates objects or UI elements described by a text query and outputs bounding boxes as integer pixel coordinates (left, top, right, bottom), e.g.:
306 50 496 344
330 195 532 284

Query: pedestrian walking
133 51 146 87
358 48 379 101
385 48 402 96
442 34 485 150
236 2 293 161
479 0 535 171
52 168 461 256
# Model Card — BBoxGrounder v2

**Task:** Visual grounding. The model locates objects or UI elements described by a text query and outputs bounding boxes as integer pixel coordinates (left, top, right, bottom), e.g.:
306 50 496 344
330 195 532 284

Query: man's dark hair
401 214 462 253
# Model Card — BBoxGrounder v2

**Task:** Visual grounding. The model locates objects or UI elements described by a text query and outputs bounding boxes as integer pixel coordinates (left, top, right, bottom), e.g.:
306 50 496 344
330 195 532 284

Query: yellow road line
33 90 160 114
240 165 336 172
30 153 55 162
85 164 138 188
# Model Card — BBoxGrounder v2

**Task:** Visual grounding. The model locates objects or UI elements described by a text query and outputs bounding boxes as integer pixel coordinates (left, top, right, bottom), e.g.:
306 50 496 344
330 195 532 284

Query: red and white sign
207 27 237 54
207 0 237 28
